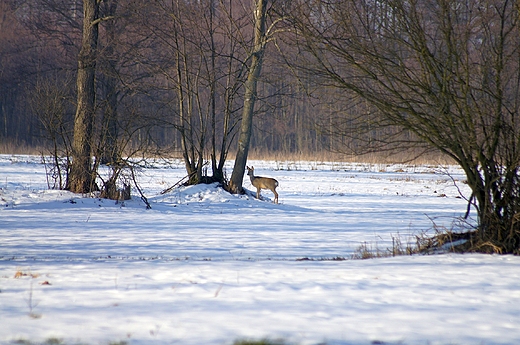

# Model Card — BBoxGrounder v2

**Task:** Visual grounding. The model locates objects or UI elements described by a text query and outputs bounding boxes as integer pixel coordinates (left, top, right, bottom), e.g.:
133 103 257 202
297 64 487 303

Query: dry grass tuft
233 338 289 345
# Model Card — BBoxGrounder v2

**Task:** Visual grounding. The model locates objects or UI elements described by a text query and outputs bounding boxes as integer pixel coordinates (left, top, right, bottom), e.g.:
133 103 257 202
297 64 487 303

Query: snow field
1 155 519 345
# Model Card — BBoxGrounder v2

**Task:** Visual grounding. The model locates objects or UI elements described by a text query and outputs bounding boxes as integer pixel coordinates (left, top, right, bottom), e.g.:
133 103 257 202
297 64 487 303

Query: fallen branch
130 166 151 209
160 172 192 195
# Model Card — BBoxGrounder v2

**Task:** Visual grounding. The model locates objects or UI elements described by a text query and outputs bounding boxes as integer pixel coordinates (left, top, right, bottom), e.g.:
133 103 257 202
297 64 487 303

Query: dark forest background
0 0 336 158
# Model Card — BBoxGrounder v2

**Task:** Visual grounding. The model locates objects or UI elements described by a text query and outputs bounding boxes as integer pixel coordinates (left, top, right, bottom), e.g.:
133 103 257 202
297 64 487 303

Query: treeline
0 0 332 158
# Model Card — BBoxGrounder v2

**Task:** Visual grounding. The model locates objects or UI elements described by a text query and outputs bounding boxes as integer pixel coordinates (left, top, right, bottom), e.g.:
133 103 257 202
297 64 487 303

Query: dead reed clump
351 242 389 260
352 228 475 260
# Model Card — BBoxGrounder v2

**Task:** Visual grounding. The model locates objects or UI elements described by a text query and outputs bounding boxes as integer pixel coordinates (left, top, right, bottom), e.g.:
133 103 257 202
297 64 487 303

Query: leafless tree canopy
284 0 520 253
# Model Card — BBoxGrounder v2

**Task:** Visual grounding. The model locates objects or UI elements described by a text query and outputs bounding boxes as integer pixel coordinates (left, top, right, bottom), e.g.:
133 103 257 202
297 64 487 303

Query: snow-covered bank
2 155 518 345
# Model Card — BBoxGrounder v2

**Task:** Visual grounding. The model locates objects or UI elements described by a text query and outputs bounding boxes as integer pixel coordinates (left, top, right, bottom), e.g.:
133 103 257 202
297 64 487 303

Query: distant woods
0 0 328 159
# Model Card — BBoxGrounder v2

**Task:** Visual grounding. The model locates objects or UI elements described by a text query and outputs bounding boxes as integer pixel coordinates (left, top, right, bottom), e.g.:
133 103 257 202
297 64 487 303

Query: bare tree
97 0 119 166
137 0 265 186
68 0 100 193
288 0 520 253
229 0 270 193
30 74 75 189
68 0 131 198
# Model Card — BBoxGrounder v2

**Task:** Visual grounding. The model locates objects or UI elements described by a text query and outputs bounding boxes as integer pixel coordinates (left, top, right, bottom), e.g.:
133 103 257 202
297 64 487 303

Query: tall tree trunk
68 0 99 193
100 0 119 166
229 0 268 193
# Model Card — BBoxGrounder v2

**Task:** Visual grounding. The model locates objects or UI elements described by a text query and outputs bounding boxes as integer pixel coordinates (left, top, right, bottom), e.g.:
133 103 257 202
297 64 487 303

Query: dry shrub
14 271 39 279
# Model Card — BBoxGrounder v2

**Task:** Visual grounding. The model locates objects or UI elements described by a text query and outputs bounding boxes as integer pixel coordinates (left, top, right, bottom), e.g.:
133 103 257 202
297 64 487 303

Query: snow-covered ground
1 155 519 345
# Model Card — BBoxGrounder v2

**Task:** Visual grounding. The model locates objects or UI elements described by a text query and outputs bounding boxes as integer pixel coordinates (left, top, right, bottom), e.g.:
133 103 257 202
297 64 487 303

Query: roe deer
246 166 279 204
